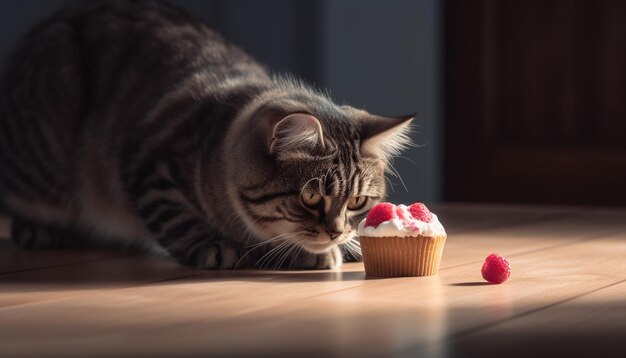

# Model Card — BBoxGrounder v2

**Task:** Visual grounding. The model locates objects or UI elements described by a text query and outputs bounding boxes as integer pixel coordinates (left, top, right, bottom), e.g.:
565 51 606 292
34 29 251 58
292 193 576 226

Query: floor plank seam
392 279 626 357
0 254 129 276
449 278 626 340
0 271 204 313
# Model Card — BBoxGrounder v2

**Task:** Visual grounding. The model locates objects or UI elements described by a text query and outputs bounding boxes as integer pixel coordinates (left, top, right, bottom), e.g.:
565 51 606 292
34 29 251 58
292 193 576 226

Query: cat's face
226 96 412 258
245 149 387 255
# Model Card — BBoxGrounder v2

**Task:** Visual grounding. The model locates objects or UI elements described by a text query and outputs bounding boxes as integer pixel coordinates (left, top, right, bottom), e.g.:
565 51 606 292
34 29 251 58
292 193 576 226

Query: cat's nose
325 217 344 240
326 229 342 240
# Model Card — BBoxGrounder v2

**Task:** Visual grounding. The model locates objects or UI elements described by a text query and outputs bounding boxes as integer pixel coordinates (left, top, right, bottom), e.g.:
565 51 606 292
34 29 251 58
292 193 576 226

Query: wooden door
444 0 626 206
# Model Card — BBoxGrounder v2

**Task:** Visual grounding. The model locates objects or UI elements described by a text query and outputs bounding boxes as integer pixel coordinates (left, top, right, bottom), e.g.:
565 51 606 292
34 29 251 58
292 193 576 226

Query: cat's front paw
186 241 243 269
314 245 343 269
277 245 343 270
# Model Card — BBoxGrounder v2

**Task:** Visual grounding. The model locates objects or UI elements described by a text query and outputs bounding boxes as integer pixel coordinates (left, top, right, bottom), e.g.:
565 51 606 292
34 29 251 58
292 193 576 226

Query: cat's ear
360 114 413 161
269 113 325 159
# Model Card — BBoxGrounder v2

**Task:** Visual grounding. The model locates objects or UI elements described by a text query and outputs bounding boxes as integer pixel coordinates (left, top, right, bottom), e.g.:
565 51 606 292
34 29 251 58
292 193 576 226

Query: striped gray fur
0 0 413 269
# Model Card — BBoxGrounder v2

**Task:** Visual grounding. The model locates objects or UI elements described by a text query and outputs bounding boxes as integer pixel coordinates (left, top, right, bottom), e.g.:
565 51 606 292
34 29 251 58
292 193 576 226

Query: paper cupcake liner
360 235 446 277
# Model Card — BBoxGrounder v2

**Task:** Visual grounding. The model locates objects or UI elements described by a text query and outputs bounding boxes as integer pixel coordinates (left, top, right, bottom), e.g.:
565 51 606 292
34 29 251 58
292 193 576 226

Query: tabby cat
0 0 412 269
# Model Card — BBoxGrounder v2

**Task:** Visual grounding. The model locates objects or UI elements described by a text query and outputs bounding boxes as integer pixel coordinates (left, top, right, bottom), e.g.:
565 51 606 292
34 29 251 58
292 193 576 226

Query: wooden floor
0 203 624 357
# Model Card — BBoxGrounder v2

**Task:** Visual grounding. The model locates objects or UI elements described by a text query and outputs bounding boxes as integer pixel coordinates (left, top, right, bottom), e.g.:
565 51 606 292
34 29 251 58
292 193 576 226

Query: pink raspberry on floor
481 253 511 284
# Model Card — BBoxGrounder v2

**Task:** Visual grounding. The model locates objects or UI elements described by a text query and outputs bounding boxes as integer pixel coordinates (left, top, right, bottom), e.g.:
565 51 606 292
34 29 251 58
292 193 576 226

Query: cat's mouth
300 232 353 254
300 240 336 254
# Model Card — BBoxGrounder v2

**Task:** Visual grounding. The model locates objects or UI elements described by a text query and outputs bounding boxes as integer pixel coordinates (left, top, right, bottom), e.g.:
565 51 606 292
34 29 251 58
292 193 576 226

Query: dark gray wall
0 0 442 203
321 0 441 203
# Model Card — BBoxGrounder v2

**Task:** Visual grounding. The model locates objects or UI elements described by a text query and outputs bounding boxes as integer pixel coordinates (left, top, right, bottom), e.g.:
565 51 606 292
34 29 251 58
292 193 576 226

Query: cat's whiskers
250 241 288 271
343 245 361 261
362 159 382 176
261 233 309 271
266 240 294 271
255 232 304 270
288 244 305 270
322 167 333 183
342 240 360 252
346 242 362 259
384 175 396 193
258 238 295 270
322 167 337 193
340 234 362 260
240 214 267 247
244 231 294 249
387 159 408 192
274 238 305 270
233 231 298 271
300 177 322 195
396 155 419 168
222 204 274 250
222 206 246 228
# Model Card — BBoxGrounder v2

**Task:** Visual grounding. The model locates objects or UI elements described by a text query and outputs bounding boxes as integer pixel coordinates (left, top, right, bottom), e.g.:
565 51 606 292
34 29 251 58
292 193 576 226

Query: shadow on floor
0 238 367 292
448 282 492 287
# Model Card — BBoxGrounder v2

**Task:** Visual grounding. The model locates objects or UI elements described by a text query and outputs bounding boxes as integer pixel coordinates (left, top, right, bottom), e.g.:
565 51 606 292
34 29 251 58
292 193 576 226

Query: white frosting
357 204 446 238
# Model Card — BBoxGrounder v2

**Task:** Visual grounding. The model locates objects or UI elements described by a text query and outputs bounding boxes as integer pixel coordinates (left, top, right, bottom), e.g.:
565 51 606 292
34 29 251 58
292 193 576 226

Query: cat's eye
347 196 368 211
301 192 322 208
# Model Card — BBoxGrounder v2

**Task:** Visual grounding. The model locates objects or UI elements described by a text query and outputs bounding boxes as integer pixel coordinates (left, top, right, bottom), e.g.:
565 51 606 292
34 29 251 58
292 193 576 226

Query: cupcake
357 202 447 277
